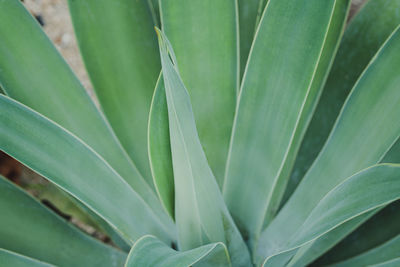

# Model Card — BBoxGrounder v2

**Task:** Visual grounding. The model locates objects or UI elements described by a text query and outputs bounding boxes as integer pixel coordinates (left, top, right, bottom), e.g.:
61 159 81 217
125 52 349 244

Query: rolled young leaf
0 176 126 267
125 236 230 267
223 0 350 244
156 29 251 266
159 0 238 186
148 73 175 219
0 0 171 227
0 95 175 244
68 0 160 182
0 249 53 267
257 25 400 262
258 164 400 266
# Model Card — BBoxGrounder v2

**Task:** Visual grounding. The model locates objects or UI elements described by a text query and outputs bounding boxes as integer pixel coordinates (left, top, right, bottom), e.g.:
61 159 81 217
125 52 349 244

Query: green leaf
257 164 400 266
148 73 175 219
257 25 400 263
0 249 53 267
329 234 400 267
0 95 175 244
285 211 378 267
237 0 267 77
156 29 251 266
223 0 350 244
74 198 132 252
313 200 400 266
159 0 238 186
283 0 400 207
68 0 160 183
0 176 126 267
24 179 131 251
280 1 400 262
382 139 400 163
0 0 170 227
147 0 160 26
125 236 230 267
370 258 400 267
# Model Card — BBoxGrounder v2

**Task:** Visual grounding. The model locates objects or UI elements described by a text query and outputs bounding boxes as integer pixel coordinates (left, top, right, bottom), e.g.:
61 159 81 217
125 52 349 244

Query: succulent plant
0 0 400 266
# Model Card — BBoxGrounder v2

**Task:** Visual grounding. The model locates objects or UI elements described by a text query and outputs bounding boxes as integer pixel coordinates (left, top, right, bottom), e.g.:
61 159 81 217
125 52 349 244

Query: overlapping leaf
237 0 267 78
68 0 160 182
258 164 400 266
125 236 230 267
330 234 400 267
160 0 238 186
0 0 171 227
156 29 251 266
0 176 126 267
18 178 130 252
148 74 175 219
223 0 350 245
370 258 400 267
0 95 175 244
279 0 400 263
284 0 400 205
312 201 400 266
0 249 53 267
257 25 400 263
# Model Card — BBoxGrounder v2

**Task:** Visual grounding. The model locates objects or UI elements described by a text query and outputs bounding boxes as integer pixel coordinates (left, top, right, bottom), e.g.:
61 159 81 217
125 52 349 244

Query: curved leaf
223 0 350 244
330 234 400 267
148 73 174 219
157 29 251 266
159 0 238 186
0 176 126 267
286 210 378 267
23 179 131 252
370 258 400 267
281 1 400 263
312 200 400 266
258 164 400 266
67 195 132 252
125 236 230 267
382 139 400 163
258 25 400 259
68 0 160 182
0 249 53 267
284 0 400 206
0 95 175 244
0 0 170 226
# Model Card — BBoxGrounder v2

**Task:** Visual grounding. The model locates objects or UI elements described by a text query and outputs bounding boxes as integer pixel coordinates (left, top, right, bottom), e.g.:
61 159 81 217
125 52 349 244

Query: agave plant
0 0 400 266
